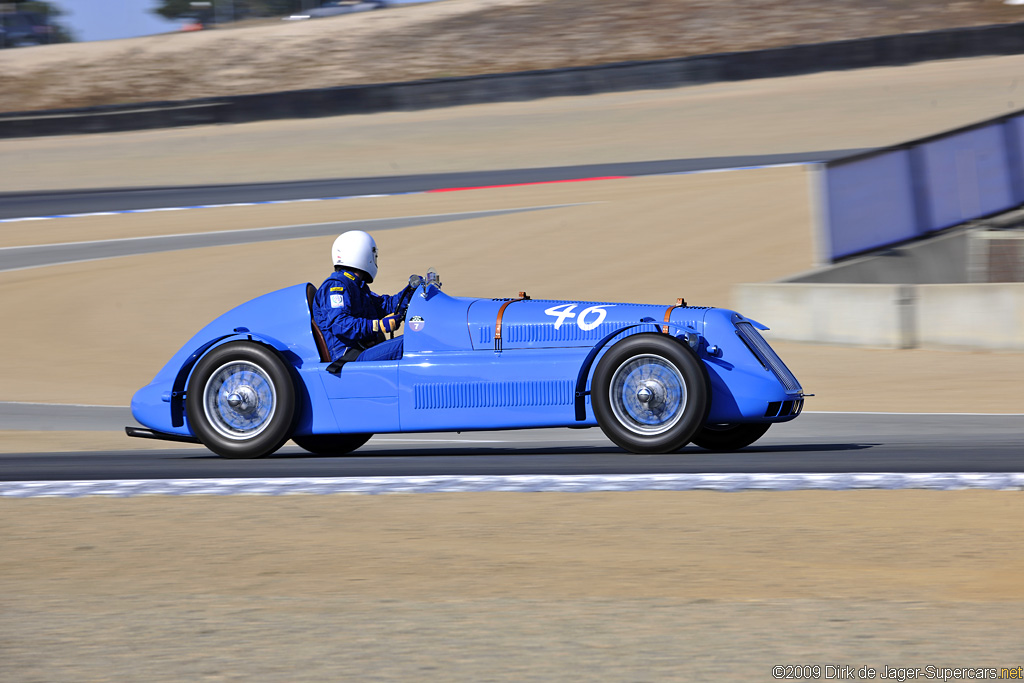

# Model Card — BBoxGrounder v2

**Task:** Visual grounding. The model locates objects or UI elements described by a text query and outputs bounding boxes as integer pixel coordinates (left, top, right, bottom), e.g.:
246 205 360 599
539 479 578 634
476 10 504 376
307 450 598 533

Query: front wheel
591 334 709 454
691 423 771 452
186 341 298 459
292 433 372 456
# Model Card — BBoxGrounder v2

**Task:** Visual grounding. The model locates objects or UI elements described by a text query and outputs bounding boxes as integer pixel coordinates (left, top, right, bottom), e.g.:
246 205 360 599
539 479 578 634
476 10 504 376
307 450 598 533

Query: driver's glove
374 314 401 335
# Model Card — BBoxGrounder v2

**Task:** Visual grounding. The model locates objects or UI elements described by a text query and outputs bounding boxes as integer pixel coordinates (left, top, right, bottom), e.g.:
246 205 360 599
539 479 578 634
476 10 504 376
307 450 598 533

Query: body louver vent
478 322 639 345
414 380 574 410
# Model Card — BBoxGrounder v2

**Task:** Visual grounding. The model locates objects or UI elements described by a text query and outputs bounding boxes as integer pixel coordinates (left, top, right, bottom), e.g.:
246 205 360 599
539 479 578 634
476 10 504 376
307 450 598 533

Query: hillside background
2 0 1024 112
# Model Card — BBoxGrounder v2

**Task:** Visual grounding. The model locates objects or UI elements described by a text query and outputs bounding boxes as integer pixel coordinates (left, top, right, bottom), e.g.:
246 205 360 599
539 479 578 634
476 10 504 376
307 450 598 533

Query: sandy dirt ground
5 53 1024 192
3 0 1024 111
2 492 1023 680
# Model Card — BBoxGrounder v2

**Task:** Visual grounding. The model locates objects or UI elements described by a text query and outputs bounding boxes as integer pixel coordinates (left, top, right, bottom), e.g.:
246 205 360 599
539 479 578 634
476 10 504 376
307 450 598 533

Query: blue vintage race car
128 271 806 458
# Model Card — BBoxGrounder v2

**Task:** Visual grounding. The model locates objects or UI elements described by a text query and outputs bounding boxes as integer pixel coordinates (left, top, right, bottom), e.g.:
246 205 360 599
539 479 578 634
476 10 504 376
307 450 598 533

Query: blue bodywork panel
131 282 805 438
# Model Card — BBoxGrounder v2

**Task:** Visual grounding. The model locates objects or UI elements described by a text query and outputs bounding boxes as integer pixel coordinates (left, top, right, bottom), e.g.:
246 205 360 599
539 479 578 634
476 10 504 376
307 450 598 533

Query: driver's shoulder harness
326 347 362 374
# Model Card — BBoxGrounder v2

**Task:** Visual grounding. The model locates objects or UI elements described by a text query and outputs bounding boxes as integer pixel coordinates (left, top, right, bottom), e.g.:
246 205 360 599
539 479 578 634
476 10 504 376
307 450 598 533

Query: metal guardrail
3 21 1024 139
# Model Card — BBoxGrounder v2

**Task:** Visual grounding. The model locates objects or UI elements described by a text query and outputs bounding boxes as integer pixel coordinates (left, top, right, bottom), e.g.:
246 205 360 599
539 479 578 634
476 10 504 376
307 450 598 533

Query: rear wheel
691 423 771 451
592 334 708 454
292 433 372 456
186 342 297 459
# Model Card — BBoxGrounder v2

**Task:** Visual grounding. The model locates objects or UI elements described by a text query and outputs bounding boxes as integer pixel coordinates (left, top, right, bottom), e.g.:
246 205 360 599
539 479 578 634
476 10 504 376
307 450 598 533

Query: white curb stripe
2 473 1023 498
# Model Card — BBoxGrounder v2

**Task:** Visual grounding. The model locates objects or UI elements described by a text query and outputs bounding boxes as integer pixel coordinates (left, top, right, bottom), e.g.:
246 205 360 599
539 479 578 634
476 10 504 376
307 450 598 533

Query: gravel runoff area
2 492 1023 681
3 0 1024 112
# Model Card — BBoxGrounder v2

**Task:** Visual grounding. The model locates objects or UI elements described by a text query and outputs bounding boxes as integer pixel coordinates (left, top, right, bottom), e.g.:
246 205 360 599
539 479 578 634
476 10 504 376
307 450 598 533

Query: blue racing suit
312 269 407 362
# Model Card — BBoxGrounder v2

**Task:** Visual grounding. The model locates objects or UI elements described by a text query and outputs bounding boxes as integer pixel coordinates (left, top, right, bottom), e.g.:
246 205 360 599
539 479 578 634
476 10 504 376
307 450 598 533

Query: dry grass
2 0 1024 111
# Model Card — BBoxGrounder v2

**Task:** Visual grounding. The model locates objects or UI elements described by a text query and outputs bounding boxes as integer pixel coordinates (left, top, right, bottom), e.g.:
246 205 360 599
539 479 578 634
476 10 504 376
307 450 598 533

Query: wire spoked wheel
187 342 297 459
608 354 688 436
203 360 277 441
592 334 708 454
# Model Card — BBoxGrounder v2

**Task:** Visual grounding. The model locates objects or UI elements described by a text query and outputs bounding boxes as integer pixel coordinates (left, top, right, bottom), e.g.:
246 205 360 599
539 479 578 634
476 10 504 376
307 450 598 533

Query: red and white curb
2 473 1023 498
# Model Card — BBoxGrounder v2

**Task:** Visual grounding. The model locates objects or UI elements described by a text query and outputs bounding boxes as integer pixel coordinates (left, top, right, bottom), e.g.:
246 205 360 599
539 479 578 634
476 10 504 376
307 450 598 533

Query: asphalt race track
0 206 572 272
0 150 866 221
1 409 1021 481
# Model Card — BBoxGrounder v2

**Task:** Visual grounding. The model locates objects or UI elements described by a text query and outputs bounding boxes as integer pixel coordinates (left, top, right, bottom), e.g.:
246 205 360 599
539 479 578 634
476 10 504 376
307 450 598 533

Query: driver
312 230 414 363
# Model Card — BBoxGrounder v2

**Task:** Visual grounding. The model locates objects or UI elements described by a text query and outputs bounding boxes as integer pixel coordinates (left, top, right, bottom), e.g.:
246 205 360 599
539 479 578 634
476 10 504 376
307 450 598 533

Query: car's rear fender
130 331 304 437
130 283 329 437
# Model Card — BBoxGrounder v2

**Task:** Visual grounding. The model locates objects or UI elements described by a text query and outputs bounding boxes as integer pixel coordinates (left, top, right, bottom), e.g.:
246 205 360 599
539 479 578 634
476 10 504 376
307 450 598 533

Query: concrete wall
790 228 970 285
785 223 1024 286
734 284 914 348
734 282 1024 350
916 284 1024 350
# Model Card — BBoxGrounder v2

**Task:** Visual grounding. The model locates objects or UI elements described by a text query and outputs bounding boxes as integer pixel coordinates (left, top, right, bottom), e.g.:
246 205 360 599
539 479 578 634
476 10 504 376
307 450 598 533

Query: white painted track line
3 473 1023 498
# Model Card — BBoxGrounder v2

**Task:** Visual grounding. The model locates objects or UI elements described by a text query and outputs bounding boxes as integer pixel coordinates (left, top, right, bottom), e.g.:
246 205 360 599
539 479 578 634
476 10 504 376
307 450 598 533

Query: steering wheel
394 284 417 323
391 271 438 337
388 274 425 341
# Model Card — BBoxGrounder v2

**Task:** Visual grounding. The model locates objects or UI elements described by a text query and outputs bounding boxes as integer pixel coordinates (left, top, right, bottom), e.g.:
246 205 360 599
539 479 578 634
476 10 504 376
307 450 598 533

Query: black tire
691 423 771 452
186 341 298 459
292 433 373 456
591 333 709 454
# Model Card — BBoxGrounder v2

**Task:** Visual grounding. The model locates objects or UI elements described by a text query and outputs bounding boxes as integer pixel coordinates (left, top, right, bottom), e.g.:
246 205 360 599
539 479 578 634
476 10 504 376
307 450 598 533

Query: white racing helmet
331 230 378 282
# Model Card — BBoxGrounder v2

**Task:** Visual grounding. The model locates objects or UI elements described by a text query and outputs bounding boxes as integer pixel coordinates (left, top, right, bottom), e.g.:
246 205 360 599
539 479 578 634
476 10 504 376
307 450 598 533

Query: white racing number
544 303 612 331
577 305 611 331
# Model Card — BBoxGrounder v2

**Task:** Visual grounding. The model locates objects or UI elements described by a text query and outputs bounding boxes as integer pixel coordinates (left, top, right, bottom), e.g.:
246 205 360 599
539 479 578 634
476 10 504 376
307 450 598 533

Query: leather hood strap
494 292 530 351
663 297 686 334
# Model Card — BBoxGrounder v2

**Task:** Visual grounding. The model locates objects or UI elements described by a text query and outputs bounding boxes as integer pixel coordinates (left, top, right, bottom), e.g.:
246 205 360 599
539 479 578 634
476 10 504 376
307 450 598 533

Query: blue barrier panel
1004 114 1024 203
823 110 1024 261
825 150 920 260
916 123 1014 233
